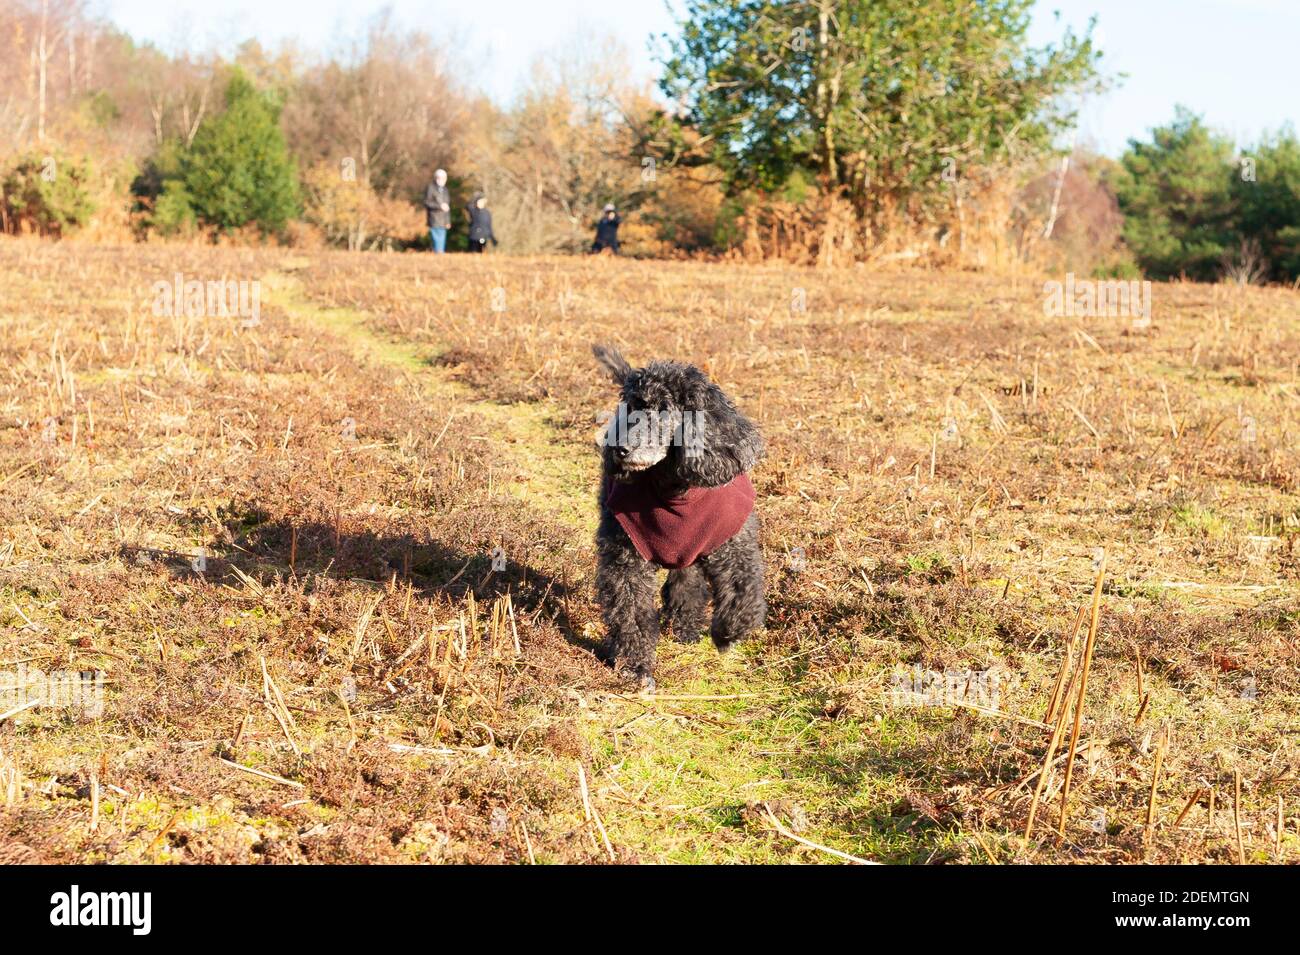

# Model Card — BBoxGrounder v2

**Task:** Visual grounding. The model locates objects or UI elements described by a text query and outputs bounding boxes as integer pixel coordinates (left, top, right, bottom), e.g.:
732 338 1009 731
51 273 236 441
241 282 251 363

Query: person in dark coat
592 203 621 254
424 168 451 253
467 192 497 253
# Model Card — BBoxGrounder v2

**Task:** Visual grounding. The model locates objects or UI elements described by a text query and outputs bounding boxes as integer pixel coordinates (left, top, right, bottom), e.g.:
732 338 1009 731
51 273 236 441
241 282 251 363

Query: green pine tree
1112 108 1237 281
184 70 300 235
659 0 1104 225
1235 130 1300 282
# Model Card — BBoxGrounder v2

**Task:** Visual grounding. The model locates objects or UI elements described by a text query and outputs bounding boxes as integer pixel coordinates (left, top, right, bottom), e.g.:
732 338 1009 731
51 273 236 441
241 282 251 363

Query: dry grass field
2 239 1298 864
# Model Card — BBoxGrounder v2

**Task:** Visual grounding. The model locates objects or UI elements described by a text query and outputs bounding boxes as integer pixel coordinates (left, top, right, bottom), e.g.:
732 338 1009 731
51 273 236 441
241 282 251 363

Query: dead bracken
1 240 1298 864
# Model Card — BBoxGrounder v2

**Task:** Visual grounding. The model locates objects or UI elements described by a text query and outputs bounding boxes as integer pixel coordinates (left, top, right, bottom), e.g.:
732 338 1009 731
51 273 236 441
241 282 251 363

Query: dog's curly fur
592 344 766 690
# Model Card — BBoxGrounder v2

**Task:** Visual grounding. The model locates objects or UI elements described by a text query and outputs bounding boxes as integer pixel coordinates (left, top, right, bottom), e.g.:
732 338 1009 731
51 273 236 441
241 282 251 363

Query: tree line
2 0 1298 281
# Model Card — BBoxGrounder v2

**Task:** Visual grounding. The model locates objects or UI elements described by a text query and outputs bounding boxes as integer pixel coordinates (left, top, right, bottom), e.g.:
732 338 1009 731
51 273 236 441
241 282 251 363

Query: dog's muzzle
614 443 669 470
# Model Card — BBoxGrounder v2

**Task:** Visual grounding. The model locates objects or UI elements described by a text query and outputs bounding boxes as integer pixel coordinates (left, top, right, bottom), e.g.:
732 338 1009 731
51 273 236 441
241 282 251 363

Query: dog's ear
592 343 632 384
674 370 763 487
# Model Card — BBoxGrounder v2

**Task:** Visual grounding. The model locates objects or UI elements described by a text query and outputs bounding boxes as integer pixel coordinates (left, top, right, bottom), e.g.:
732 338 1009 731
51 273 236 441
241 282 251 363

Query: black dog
592 344 766 690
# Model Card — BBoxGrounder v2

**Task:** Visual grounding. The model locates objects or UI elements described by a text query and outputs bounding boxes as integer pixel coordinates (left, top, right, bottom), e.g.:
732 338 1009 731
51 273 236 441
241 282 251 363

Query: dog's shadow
121 511 598 655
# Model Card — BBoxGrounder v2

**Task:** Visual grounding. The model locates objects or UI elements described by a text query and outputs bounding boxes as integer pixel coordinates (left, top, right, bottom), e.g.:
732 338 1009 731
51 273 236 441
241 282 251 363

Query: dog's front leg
662 564 709 642
699 514 766 651
596 527 661 690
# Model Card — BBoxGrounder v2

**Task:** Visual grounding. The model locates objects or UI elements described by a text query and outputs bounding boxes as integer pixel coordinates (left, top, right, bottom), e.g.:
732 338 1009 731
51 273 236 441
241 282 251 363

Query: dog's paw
610 658 657 694
626 668 656 694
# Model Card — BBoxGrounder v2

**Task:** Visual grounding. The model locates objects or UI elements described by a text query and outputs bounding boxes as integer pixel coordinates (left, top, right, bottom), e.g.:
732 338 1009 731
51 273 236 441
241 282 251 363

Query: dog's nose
615 445 629 459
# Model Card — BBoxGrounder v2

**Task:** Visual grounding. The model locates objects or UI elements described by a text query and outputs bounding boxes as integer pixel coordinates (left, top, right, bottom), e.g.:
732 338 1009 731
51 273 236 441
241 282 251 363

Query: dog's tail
591 343 632 384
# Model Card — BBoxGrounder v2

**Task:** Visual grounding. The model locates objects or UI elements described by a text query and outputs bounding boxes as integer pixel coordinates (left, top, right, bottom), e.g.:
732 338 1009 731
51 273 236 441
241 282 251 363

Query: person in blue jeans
424 168 451 253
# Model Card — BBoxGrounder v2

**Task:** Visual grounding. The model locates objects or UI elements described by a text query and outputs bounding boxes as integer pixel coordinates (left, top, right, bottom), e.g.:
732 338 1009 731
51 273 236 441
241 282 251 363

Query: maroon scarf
605 473 756 569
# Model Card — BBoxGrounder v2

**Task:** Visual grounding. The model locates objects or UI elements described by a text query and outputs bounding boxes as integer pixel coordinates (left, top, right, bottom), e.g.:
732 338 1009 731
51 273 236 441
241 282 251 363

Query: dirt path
262 268 595 536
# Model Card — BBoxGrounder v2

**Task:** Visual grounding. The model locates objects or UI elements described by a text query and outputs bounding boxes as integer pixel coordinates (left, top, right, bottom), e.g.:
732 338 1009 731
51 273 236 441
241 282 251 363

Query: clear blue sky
104 0 1297 155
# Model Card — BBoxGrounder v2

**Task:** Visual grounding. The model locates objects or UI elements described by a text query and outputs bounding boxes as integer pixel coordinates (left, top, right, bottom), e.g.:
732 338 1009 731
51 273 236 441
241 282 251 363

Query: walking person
424 169 451 253
467 192 498 253
591 203 621 254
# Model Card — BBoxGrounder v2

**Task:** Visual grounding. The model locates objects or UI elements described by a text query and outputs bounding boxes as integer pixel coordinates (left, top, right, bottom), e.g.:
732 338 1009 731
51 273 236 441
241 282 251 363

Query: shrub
0 152 96 237
153 180 198 237
301 162 420 250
